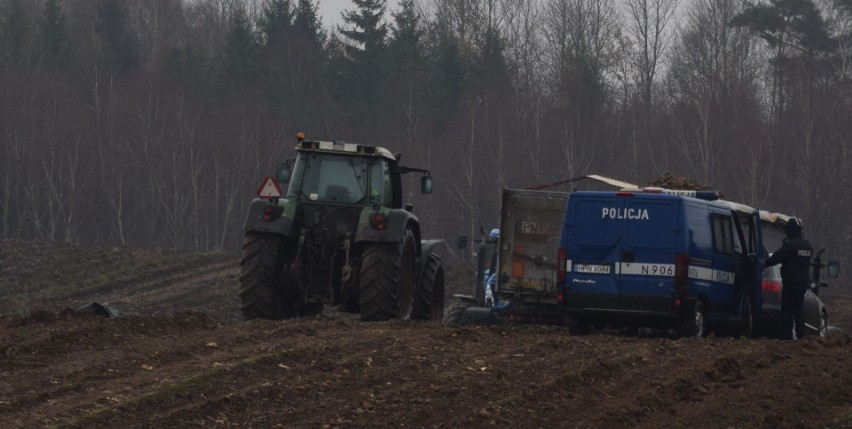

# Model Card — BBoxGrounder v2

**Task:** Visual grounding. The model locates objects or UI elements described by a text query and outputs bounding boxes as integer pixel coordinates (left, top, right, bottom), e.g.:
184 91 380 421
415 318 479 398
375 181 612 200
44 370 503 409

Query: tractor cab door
368 159 392 207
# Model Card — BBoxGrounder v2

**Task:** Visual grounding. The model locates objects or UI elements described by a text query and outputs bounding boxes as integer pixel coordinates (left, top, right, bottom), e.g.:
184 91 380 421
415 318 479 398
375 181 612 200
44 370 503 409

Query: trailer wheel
239 232 295 320
819 311 828 337
412 253 446 322
359 228 416 321
443 299 473 326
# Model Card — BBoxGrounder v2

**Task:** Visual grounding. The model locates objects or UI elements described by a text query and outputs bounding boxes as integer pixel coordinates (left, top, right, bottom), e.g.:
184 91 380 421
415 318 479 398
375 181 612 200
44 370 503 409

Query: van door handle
623 252 635 263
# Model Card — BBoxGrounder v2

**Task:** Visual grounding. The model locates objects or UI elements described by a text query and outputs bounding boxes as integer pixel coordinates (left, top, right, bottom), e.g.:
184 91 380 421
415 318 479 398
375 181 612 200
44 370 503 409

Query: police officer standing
763 218 813 339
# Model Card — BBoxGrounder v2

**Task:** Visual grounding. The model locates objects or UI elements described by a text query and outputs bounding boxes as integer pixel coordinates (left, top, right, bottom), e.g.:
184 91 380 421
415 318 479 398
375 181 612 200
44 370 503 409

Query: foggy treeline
1 0 851 287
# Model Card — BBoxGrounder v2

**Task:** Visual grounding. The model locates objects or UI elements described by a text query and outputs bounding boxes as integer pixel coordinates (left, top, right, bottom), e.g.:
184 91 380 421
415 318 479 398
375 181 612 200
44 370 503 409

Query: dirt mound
1 240 852 428
646 173 713 191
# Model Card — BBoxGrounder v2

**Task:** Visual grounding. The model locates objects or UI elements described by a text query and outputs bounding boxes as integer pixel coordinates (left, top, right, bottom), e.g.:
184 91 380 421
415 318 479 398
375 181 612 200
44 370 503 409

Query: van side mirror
276 162 291 184
421 175 433 194
827 261 840 278
457 235 468 249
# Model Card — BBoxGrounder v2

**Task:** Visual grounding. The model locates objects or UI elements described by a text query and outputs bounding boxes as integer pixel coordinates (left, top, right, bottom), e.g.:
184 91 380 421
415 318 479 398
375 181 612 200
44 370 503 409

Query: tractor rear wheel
358 228 416 321
412 253 446 322
239 232 295 320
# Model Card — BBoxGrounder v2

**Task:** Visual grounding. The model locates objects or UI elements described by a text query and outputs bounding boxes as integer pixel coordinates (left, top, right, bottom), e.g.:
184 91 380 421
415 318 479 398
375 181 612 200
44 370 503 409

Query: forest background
1 0 851 290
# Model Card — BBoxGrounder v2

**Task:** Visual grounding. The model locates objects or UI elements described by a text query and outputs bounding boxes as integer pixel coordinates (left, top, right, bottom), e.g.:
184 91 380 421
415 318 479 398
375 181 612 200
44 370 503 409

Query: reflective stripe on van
688 266 735 285
566 262 735 285
618 263 675 276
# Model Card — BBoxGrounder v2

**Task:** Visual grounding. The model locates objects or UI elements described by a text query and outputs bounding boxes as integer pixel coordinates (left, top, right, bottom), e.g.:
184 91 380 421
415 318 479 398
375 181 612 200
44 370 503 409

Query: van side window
712 214 734 254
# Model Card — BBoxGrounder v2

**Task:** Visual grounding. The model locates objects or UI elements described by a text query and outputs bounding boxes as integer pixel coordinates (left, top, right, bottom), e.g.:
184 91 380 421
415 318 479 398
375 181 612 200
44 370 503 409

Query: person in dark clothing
763 218 813 339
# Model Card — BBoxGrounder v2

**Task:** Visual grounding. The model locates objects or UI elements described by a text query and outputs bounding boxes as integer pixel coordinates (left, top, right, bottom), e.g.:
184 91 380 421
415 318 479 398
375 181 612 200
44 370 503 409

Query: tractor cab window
288 153 369 204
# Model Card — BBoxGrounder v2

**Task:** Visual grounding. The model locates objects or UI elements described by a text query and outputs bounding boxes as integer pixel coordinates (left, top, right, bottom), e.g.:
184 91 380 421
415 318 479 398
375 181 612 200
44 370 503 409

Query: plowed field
1 240 852 428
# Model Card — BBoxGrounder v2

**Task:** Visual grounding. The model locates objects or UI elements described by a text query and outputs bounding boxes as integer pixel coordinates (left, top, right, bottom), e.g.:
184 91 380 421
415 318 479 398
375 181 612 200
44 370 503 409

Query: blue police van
556 188 765 337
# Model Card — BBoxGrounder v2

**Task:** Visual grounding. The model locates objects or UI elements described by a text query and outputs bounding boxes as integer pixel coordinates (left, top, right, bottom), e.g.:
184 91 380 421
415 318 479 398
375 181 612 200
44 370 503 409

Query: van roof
570 190 727 206
570 190 793 226
719 200 791 226
562 175 796 226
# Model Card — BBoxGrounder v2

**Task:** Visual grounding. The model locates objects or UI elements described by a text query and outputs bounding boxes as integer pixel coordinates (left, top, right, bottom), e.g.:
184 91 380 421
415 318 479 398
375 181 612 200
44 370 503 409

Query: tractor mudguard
420 239 446 258
242 198 296 237
416 239 446 274
356 208 421 248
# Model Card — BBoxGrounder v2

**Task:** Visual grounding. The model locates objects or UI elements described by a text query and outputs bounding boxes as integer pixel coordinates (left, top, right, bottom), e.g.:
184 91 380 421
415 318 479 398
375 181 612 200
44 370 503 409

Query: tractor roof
295 140 396 162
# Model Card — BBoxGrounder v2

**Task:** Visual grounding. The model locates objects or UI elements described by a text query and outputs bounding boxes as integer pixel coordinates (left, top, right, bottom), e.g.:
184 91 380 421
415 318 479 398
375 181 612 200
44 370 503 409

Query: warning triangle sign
257 176 283 199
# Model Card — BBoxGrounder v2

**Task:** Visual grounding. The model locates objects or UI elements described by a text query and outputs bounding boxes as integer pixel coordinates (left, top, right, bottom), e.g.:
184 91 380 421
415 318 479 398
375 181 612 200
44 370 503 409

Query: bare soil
1 240 852 428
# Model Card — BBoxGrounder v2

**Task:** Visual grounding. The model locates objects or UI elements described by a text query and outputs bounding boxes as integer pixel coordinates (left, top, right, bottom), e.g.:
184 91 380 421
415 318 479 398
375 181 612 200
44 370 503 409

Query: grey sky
317 0 402 30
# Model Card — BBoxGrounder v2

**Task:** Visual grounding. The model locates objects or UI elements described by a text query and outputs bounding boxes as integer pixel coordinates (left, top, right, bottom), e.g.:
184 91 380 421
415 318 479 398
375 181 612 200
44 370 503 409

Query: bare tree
623 0 678 107
39 141 83 244
504 0 546 183
541 0 618 179
666 0 767 193
212 149 249 250
431 0 484 42
126 0 187 73
816 0 852 80
444 99 481 256
614 0 677 181
0 130 24 239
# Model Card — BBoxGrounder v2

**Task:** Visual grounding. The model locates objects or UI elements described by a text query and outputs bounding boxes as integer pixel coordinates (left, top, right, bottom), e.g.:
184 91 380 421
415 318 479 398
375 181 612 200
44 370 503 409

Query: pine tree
96 0 138 74
337 0 390 124
732 0 831 54
222 7 259 88
474 25 508 92
259 0 295 46
389 0 425 73
340 0 388 61
1 0 27 65
40 0 67 68
426 28 467 117
294 0 324 46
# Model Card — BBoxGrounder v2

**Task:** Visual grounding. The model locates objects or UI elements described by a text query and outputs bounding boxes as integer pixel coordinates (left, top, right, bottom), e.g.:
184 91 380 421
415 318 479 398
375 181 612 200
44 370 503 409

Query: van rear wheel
693 301 707 338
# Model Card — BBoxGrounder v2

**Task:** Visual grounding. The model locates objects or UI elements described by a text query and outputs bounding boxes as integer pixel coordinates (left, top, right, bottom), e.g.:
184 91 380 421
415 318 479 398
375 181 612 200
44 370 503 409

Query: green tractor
239 134 446 322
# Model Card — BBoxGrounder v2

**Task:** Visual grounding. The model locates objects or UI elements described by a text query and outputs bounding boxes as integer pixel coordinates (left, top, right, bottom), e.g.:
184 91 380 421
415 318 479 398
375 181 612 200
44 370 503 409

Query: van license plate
575 264 611 274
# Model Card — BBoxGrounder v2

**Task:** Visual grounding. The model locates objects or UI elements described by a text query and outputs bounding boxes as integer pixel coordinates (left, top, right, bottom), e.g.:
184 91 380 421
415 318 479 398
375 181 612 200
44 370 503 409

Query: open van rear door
748 211 764 315
730 209 764 323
